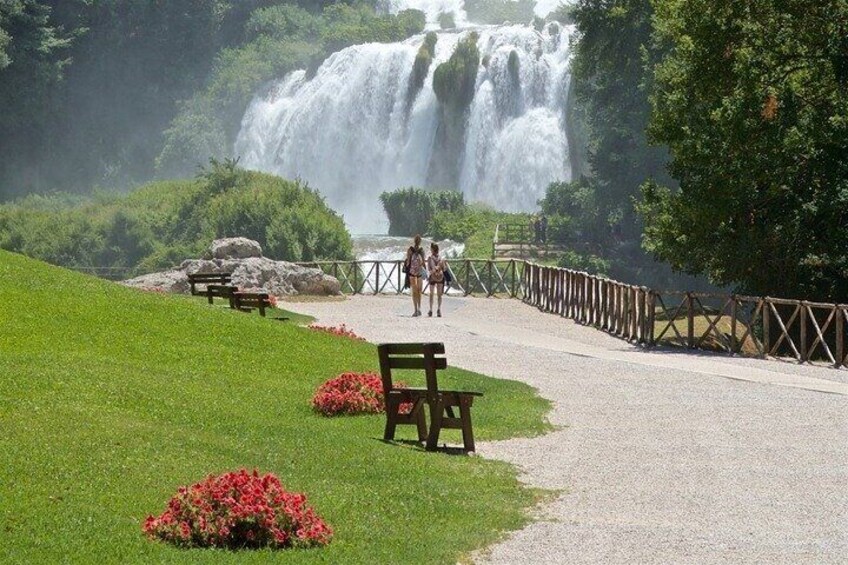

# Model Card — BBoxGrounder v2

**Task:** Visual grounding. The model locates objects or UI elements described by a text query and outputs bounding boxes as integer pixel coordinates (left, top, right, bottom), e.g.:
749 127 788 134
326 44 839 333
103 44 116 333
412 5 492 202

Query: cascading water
235 2 575 233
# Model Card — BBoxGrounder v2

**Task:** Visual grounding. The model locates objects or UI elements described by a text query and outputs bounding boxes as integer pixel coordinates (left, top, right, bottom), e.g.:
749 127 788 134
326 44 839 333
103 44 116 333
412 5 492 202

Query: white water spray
235 6 575 233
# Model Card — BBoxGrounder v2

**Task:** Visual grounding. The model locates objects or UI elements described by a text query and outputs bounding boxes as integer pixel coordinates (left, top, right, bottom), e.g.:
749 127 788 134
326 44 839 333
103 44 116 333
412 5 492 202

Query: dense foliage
638 0 848 301
380 187 465 236
570 0 670 244
0 162 352 274
0 1 426 199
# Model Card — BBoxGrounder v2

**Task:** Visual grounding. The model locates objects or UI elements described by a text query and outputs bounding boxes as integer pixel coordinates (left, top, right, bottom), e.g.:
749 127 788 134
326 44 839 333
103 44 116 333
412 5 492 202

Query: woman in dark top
405 234 426 317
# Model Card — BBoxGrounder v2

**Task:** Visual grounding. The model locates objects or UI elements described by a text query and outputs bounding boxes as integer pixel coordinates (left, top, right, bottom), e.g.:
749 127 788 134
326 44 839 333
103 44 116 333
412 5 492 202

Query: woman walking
426 242 448 317
405 235 426 317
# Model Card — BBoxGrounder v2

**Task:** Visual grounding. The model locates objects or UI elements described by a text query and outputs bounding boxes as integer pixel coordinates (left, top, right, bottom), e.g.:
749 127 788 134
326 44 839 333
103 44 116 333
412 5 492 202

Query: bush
142 469 332 550
0 164 353 274
380 187 465 236
312 372 410 417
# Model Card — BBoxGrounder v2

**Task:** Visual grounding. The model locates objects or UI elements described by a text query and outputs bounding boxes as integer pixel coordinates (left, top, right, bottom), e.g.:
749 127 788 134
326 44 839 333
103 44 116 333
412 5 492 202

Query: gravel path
285 295 848 564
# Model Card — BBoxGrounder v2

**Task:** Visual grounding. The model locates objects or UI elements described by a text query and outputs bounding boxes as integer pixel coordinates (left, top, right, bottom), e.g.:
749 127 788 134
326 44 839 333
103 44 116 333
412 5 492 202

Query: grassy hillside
0 251 551 563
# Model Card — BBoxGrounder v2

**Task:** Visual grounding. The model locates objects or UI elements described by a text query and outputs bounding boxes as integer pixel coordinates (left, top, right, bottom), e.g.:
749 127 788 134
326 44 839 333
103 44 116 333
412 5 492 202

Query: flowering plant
308 323 365 341
142 469 332 550
268 295 279 308
312 372 411 416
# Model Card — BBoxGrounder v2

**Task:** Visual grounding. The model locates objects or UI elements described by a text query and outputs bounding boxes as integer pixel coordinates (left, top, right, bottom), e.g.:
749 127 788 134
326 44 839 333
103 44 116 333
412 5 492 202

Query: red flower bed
143 469 332 550
312 372 411 416
308 323 365 341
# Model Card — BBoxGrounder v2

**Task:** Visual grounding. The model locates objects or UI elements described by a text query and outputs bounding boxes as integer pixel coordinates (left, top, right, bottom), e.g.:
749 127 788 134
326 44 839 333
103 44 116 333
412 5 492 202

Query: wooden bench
206 284 238 306
377 342 482 452
188 272 232 296
232 291 272 317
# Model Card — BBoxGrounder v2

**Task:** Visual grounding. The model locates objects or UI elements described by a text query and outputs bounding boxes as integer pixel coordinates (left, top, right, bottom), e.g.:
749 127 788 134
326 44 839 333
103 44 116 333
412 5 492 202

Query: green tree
570 0 670 241
639 0 848 301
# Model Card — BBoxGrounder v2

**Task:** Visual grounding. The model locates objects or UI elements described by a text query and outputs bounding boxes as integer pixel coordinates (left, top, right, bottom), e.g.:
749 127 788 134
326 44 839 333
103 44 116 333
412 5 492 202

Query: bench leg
459 397 475 453
426 397 444 451
207 292 214 305
259 305 266 317
384 398 399 441
413 400 427 442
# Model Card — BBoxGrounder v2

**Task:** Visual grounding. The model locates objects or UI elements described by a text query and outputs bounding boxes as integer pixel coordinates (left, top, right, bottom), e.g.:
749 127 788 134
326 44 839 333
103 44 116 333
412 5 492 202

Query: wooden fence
300 259 847 369
298 259 526 297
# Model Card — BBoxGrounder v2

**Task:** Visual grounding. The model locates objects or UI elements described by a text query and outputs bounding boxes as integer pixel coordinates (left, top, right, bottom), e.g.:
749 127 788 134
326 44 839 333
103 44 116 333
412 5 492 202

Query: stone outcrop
122 238 341 296
205 237 263 260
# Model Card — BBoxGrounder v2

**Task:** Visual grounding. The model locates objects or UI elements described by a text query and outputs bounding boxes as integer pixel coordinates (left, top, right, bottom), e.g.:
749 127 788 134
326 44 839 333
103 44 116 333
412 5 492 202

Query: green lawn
0 251 552 564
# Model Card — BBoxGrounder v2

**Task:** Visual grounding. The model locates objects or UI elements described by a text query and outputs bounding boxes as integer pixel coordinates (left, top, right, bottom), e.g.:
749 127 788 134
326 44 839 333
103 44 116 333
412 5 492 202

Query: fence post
487 261 494 297
762 298 771 358
799 302 808 362
836 307 844 368
375 261 380 295
730 296 738 353
687 292 695 348
353 262 359 295
465 260 471 296
648 290 657 345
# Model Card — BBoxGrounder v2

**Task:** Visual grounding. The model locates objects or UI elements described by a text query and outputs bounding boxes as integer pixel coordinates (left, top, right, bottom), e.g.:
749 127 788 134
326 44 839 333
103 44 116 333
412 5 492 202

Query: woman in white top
426 242 448 317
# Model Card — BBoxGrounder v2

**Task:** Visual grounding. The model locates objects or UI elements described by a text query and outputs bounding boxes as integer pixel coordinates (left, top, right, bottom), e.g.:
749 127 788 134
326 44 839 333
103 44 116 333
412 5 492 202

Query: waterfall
235 17 575 233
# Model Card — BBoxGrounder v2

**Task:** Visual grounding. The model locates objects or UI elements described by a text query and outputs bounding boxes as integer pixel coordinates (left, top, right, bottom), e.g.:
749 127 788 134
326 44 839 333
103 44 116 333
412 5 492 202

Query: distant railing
67 266 135 281
300 258 847 369
296 259 526 297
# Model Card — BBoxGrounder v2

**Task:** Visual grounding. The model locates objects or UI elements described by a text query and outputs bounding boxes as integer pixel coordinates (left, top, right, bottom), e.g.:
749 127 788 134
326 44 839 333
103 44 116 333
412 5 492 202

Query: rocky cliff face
121 238 341 296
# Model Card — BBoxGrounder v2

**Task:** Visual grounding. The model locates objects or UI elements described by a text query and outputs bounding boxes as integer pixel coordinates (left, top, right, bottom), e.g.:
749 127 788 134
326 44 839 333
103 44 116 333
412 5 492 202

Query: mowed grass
0 251 552 564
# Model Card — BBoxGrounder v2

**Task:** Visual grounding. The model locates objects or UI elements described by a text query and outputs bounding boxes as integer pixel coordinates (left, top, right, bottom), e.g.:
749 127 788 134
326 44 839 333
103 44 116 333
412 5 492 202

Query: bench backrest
377 343 447 397
188 272 232 295
188 273 232 282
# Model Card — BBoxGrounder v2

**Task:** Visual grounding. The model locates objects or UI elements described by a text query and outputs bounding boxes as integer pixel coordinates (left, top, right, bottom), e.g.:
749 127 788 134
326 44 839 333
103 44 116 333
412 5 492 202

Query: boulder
122 238 341 297
206 237 263 260
122 269 189 294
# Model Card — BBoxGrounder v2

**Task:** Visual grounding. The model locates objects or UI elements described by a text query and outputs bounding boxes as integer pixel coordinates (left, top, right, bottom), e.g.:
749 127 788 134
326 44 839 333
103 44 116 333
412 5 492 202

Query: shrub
0 164 354 274
380 187 465 236
142 469 332 550
312 372 411 417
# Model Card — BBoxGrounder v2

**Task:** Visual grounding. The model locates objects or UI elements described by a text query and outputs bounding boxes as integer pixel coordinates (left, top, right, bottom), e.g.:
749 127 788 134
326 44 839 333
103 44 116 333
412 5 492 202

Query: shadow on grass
376 438 472 456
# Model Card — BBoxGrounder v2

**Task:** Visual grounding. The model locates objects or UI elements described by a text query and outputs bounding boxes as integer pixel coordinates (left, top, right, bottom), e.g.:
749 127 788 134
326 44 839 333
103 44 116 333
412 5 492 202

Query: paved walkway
286 295 848 564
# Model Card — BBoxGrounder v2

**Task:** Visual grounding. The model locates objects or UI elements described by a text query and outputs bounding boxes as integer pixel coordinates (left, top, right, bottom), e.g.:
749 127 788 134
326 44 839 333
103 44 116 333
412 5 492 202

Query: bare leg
429 282 434 315
437 283 444 315
411 278 419 314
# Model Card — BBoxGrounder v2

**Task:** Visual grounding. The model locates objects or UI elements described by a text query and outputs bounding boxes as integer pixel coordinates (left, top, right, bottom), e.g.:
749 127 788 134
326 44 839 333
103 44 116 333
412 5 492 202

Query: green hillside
0 251 551 563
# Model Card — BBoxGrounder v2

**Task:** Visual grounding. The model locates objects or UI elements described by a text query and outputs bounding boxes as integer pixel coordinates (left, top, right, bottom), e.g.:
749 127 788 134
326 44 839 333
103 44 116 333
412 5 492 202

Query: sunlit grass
0 251 552 563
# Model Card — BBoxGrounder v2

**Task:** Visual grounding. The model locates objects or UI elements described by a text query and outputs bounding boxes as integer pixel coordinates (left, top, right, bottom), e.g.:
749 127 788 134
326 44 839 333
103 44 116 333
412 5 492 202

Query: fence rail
300 259 847 369
297 259 526 297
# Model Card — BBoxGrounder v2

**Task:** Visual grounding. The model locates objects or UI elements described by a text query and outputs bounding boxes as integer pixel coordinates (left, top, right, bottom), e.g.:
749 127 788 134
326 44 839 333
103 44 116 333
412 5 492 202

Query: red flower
142 469 332 550
308 323 365 341
312 372 412 416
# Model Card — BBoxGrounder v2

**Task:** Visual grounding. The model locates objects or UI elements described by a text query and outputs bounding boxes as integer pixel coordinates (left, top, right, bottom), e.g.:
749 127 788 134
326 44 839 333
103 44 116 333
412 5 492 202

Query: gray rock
122 269 189 294
206 237 263 260
122 238 341 297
